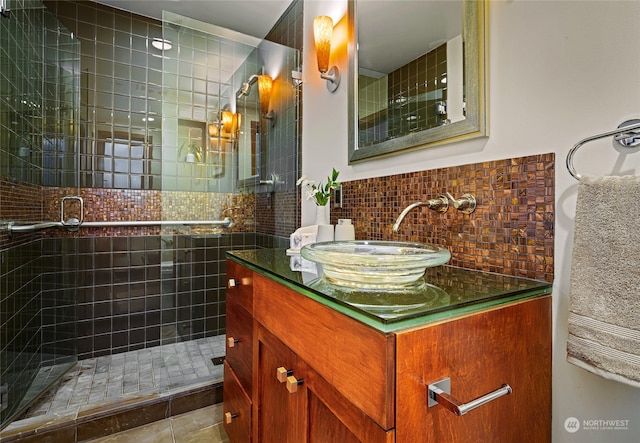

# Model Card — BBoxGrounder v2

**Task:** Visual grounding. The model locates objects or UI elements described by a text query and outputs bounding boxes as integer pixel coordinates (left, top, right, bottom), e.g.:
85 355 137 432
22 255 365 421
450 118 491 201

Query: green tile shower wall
73 233 255 359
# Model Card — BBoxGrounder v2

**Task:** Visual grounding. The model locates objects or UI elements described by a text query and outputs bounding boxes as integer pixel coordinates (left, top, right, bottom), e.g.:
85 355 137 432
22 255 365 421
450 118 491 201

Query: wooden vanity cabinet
224 259 552 443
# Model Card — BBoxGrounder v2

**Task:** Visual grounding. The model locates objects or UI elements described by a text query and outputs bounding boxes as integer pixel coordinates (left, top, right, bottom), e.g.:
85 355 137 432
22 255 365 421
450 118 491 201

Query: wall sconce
209 109 239 143
258 74 275 126
313 16 340 92
221 110 234 134
232 113 241 136
208 123 219 138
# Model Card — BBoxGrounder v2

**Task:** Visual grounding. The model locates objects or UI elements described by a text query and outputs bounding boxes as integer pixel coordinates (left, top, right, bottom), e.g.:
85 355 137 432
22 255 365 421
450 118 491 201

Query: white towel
567 175 640 387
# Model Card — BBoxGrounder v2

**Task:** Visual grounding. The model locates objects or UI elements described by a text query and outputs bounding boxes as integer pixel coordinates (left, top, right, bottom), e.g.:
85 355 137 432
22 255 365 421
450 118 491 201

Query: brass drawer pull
276 366 293 383
227 337 239 348
427 378 512 416
286 375 303 394
224 411 239 423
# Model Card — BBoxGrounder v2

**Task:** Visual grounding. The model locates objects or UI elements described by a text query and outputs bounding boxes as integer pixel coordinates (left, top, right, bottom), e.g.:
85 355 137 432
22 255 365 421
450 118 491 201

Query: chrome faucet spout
392 202 426 232
392 196 448 232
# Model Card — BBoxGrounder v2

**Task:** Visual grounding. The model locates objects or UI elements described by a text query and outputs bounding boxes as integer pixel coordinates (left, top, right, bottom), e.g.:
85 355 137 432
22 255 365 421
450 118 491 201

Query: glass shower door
0 0 79 430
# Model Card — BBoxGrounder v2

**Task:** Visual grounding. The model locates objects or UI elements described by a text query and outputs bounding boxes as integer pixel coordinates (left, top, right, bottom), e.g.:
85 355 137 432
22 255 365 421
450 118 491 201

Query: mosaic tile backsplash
332 153 555 282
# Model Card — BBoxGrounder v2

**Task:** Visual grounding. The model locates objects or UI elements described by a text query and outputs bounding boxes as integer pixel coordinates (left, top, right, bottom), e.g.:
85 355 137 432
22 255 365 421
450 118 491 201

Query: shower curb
0 381 222 442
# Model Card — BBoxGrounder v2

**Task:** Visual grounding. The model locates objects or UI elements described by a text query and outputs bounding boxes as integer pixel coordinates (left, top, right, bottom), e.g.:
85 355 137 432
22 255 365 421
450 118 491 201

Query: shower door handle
60 196 84 227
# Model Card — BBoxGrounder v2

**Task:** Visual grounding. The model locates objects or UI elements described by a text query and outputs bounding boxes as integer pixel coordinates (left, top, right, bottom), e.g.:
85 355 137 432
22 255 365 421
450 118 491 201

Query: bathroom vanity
223 249 552 442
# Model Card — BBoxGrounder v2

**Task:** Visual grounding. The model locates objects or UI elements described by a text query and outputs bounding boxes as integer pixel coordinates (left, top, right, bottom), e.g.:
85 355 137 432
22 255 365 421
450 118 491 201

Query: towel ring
566 119 640 181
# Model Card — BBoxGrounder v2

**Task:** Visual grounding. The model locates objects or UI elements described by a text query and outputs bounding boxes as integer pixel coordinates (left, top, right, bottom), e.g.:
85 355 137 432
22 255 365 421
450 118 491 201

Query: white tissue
288 226 318 254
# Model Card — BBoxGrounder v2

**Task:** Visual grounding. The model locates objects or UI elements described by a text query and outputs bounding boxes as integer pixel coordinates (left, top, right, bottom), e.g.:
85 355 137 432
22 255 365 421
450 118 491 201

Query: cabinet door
305 362 395 443
395 296 552 443
226 294 253 393
256 325 306 443
257 326 394 443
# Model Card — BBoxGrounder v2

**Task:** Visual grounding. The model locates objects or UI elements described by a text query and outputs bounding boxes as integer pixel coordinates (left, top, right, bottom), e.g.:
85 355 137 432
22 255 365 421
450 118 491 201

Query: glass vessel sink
300 240 451 289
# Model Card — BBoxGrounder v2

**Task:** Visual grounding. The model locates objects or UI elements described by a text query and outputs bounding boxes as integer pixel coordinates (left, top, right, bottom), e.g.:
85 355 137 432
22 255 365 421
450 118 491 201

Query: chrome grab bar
566 119 640 181
5 218 234 235
427 377 512 416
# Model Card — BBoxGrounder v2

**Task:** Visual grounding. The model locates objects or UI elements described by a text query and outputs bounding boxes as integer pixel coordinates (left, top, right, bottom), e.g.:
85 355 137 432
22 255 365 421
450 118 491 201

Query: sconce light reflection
209 109 240 144
258 74 275 126
221 110 233 134
313 16 340 92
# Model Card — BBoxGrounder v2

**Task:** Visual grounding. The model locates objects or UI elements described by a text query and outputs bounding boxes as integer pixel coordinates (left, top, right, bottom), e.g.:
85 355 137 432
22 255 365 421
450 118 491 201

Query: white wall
302 1 640 441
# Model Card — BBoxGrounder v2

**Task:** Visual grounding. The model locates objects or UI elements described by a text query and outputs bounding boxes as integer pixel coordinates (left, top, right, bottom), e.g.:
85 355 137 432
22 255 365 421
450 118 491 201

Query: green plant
178 140 203 163
296 168 340 206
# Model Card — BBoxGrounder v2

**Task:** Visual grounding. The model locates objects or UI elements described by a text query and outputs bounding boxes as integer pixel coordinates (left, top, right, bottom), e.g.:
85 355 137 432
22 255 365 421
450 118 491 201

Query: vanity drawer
226 259 254 314
226 294 254 394
223 361 251 443
253 273 395 430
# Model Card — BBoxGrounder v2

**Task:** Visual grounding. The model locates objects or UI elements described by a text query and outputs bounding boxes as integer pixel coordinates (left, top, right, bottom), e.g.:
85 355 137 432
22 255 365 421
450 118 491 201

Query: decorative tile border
331 154 555 282
40 188 256 237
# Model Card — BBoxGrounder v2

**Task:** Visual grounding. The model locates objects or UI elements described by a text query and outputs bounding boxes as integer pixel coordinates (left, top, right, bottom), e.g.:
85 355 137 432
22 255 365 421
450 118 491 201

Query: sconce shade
257 74 273 116
221 110 233 134
313 16 333 73
232 112 241 136
208 123 218 137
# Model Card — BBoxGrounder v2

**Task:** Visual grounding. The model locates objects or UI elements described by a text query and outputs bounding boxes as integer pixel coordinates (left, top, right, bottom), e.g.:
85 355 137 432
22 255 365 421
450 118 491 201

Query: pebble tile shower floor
19 335 226 420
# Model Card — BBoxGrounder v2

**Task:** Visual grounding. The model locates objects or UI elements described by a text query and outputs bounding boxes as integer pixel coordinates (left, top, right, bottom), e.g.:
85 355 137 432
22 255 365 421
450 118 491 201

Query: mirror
347 0 487 163
236 82 263 183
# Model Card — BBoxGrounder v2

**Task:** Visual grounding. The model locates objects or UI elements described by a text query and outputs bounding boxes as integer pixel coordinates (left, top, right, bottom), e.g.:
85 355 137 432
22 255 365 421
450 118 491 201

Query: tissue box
288 226 318 254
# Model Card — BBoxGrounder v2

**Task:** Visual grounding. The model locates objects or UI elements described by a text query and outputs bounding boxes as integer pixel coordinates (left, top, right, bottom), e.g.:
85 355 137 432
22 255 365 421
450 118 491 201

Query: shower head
235 75 260 99
236 82 251 99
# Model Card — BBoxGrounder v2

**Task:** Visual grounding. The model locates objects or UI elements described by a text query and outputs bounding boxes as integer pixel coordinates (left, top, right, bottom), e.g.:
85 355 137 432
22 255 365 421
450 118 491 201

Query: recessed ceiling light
151 38 172 51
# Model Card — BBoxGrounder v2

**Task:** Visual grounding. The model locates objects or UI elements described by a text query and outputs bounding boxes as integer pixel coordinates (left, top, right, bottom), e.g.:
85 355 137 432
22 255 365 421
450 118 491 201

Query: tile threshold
0 380 223 443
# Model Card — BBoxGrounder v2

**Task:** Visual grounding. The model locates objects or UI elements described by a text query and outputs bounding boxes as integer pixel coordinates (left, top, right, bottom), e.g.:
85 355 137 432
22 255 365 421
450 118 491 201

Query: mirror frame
347 0 488 163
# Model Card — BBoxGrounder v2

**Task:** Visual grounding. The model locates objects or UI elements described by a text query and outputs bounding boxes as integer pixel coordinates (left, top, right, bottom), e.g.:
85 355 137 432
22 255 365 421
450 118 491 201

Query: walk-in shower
0 0 299 436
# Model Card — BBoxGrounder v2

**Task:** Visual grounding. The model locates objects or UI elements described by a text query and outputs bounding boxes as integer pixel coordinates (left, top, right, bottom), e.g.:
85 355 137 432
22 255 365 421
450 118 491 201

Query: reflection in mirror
348 0 487 163
235 74 264 183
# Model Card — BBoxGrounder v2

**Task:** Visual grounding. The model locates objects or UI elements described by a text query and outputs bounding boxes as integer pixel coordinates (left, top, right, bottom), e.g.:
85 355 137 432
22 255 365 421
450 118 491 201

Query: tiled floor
85 403 229 443
1 335 226 442
19 335 226 420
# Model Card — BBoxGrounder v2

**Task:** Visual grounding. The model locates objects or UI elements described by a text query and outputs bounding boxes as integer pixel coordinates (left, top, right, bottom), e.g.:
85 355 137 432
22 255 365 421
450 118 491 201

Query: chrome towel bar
566 119 640 180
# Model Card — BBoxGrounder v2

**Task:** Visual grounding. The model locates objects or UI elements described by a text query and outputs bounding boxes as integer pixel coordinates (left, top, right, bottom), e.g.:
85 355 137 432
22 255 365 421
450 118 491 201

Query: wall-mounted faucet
392 196 448 232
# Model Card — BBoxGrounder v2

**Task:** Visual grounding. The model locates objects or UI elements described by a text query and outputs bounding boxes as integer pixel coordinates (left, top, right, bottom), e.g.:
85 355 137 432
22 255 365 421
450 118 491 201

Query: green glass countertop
227 249 552 332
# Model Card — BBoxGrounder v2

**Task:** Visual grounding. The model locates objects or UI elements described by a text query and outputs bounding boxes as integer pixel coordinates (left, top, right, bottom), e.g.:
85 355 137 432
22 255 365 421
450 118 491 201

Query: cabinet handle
227 337 239 348
427 378 512 416
286 375 303 394
224 411 239 424
228 278 237 288
276 366 293 383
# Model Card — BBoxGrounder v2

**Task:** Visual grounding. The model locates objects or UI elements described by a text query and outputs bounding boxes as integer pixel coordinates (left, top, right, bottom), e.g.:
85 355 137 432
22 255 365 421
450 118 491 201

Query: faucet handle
445 192 477 214
426 195 449 213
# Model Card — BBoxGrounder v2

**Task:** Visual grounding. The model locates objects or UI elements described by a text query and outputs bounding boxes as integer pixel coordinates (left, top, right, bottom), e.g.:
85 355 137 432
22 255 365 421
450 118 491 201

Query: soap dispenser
335 219 355 241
